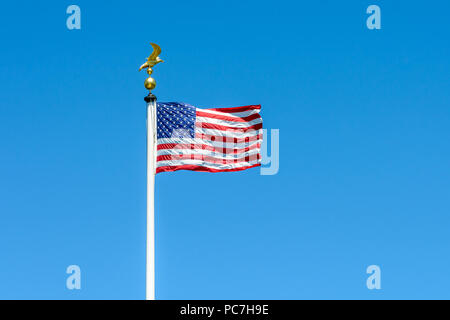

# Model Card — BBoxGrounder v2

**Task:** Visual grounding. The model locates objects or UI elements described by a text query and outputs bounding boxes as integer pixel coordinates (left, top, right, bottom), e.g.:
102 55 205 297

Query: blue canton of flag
157 102 196 139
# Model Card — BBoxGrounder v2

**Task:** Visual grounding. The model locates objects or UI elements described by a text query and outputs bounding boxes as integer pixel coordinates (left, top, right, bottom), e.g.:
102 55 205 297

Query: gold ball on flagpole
144 77 156 90
139 43 163 93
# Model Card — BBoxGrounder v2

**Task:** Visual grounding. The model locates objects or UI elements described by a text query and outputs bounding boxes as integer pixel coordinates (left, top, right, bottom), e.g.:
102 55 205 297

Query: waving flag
156 102 262 173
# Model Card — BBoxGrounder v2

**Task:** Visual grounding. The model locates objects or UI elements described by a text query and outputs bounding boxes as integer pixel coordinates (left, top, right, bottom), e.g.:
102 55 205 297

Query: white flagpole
139 42 163 300
145 93 157 300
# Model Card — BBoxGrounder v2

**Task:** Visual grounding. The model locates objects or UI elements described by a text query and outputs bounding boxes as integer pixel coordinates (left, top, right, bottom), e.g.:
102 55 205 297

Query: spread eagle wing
148 43 162 60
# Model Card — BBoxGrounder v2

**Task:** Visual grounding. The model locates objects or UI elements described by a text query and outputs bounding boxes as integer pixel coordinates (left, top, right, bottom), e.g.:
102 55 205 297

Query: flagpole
139 42 163 301
145 93 157 300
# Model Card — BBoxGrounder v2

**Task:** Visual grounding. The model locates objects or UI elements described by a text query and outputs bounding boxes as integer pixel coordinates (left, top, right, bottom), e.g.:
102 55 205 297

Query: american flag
156 102 262 173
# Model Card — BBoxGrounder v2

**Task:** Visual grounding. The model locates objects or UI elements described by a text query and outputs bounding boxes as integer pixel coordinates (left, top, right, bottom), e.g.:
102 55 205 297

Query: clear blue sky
1 1 450 299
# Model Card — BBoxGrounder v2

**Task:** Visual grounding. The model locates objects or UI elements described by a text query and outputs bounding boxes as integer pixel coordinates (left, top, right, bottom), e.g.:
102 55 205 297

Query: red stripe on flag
157 153 260 164
194 132 262 143
206 105 261 113
157 143 261 154
196 122 263 132
196 110 261 123
156 163 261 174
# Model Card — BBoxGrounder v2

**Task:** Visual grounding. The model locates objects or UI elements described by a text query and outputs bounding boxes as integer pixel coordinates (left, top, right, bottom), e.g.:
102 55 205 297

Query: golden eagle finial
139 43 164 92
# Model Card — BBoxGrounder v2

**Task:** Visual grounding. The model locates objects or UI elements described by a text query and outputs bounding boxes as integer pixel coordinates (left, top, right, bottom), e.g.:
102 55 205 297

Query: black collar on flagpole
144 93 157 103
